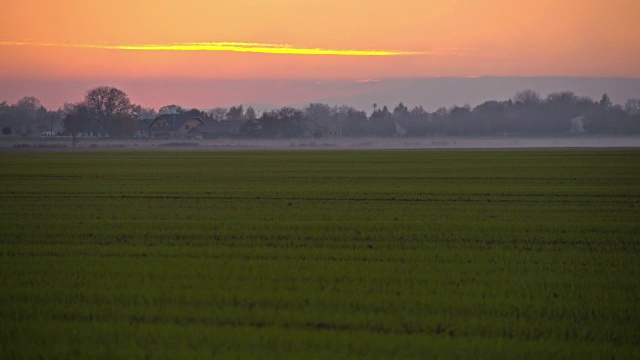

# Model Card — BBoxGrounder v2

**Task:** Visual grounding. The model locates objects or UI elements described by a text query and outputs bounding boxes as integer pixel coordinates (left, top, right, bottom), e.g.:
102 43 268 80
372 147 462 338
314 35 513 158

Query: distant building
139 112 243 140
571 115 586 134
136 119 153 138
147 114 205 139
394 121 407 137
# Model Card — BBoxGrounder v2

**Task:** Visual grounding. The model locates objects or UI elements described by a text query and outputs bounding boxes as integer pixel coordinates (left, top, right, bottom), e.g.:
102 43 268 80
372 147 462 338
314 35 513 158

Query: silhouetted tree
305 103 332 124
513 89 542 106
304 103 334 137
446 105 472 135
259 107 305 138
599 93 612 109
16 97 43 120
336 105 368 137
12 96 49 135
245 106 257 120
181 108 206 119
133 104 157 119
473 101 509 135
393 102 409 117
208 108 228 122
62 102 90 146
84 86 133 136
158 104 183 115
542 92 581 134
226 105 244 122
399 105 429 136
370 105 394 136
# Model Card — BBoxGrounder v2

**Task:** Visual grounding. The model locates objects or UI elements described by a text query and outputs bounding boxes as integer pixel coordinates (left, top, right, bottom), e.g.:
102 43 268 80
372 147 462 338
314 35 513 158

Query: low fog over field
3 137 640 152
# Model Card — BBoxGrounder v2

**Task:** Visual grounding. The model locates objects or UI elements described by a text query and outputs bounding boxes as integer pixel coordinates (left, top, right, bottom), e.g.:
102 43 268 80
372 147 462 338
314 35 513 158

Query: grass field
1 150 639 358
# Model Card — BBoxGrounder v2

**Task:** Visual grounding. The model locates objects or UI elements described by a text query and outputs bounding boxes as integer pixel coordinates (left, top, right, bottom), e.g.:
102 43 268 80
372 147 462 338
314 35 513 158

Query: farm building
142 113 241 139
147 114 205 139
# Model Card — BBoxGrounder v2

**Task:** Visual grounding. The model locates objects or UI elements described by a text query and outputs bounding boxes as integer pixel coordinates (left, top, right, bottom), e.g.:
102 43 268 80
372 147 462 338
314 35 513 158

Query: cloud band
0 41 423 56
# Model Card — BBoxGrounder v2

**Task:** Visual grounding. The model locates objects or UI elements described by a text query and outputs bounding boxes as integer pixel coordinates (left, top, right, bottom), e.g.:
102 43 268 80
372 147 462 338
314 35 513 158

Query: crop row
0 150 638 358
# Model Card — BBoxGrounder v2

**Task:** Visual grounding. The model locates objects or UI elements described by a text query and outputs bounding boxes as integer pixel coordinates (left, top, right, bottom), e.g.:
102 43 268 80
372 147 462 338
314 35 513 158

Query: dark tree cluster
0 96 57 137
232 91 640 138
56 86 142 145
2 88 640 142
0 86 153 144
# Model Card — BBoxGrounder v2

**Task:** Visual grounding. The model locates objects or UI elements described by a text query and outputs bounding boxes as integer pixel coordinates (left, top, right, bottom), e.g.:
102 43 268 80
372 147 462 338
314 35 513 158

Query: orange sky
1 0 639 108
2 0 639 80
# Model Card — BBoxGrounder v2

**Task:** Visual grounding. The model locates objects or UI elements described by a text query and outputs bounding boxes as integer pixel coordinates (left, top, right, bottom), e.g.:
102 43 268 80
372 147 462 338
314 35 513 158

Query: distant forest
1 86 639 141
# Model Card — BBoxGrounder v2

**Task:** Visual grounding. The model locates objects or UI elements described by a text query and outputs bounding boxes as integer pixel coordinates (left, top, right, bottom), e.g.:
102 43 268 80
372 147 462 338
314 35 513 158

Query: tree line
1 86 640 144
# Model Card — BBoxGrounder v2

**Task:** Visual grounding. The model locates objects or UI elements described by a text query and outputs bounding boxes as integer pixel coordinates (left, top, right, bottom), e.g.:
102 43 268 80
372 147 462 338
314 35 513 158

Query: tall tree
62 102 90 146
208 108 228 122
259 107 305 138
226 105 245 122
393 102 409 117
370 105 394 136
16 96 43 121
513 89 542 106
305 103 332 124
84 86 133 136
13 96 47 135
599 93 612 109
245 106 257 120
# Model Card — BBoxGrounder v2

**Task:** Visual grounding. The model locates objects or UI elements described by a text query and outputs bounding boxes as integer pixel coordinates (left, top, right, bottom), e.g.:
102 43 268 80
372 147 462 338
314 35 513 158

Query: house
136 119 153 138
147 114 205 139
570 115 586 134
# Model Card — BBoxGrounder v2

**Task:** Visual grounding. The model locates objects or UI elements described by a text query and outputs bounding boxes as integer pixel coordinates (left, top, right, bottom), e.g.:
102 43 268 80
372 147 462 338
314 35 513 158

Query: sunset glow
1 0 639 108
0 41 422 56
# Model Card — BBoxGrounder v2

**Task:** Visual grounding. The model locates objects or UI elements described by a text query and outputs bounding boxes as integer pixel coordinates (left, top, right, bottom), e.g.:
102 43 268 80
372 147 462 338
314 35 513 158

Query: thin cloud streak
0 41 425 56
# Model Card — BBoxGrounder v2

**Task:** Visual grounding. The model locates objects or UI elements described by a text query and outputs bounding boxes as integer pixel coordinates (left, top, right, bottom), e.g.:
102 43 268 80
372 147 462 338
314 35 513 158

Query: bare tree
624 99 640 115
132 104 157 119
513 89 542 106
208 108 228 122
226 105 245 122
84 86 133 137
245 106 257 120
305 103 332 124
16 97 43 120
158 104 183 115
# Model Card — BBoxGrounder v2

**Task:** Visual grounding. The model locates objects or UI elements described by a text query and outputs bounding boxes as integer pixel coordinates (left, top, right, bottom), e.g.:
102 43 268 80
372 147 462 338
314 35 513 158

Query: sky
1 0 639 109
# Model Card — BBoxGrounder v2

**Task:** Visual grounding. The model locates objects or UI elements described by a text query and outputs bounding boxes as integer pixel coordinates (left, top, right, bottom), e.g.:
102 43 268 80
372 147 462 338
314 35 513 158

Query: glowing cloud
0 41 423 56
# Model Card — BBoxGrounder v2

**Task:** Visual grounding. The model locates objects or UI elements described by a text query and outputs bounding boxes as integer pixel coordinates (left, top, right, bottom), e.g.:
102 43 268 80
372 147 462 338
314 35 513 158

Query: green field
1 150 639 358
